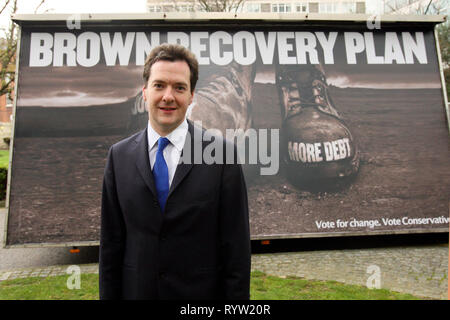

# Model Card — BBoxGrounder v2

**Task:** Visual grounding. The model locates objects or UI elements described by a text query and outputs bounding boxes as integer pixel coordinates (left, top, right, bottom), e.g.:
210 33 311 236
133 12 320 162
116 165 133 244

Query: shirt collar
147 119 188 152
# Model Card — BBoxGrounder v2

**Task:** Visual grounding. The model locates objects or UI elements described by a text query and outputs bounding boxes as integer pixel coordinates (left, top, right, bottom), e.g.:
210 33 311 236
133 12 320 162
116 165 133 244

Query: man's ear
190 91 194 104
142 86 147 101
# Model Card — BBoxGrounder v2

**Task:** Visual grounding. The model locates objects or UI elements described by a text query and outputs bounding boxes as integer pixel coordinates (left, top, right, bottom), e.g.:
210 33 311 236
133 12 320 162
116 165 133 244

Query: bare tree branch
0 0 47 97
423 0 441 15
34 0 45 13
385 0 446 15
0 0 11 16
176 0 245 13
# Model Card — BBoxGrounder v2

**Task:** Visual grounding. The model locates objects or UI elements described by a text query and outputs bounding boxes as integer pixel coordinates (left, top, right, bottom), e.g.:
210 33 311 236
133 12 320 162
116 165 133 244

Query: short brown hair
143 44 199 93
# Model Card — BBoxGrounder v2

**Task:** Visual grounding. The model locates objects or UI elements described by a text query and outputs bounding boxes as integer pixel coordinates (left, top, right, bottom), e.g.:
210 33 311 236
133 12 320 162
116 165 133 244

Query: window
6 95 12 108
176 5 194 12
319 2 337 13
261 3 271 12
162 5 175 12
356 2 365 13
148 5 162 12
247 3 261 12
295 2 308 12
309 2 318 13
272 3 292 13
339 2 356 13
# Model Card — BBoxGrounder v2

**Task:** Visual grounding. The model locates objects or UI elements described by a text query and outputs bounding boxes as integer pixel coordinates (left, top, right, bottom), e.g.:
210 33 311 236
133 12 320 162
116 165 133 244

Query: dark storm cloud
253 62 442 89
17 65 143 107
323 63 442 89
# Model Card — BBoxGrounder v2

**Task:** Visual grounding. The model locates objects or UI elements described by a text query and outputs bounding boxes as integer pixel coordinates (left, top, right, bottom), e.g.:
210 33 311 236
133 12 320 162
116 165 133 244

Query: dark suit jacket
99 120 251 300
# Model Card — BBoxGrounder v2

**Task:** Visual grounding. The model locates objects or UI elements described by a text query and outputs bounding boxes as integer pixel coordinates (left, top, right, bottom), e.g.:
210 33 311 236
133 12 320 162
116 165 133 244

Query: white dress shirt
147 119 188 187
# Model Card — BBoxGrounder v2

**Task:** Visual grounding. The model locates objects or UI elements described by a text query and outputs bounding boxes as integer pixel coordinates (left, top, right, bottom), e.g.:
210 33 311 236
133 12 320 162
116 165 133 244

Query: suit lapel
134 122 202 200
134 128 158 197
168 120 199 197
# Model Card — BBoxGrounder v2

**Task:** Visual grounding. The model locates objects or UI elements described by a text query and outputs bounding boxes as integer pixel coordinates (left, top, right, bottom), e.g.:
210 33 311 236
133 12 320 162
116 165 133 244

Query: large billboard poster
5 19 450 246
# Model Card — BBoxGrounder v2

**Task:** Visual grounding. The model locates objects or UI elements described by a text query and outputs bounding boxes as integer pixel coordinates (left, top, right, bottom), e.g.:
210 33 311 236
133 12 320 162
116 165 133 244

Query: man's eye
153 83 163 89
176 86 187 91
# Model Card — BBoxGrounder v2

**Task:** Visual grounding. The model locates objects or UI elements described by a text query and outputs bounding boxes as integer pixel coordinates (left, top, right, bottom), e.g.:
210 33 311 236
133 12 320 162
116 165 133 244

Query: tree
0 0 17 100
166 0 246 13
383 0 449 98
437 23 449 97
196 0 245 12
0 0 46 99
384 0 448 15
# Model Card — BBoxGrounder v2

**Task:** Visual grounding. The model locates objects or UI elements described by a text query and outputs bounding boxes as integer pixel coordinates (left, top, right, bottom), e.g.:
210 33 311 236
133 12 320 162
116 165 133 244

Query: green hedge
0 150 8 201
0 167 6 201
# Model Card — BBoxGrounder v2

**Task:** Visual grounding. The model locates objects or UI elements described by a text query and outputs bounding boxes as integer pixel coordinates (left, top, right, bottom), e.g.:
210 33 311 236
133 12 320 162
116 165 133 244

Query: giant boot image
188 63 258 181
275 64 360 191
189 63 254 133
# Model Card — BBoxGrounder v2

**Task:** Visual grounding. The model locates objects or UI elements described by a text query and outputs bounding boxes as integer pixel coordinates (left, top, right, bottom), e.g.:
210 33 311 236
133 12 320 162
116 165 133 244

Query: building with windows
147 1 195 12
0 95 12 122
146 0 367 14
244 0 366 13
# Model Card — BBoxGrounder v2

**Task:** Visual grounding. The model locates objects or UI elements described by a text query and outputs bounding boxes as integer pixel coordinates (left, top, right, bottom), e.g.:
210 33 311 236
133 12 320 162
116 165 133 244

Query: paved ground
251 245 448 300
1 208 448 299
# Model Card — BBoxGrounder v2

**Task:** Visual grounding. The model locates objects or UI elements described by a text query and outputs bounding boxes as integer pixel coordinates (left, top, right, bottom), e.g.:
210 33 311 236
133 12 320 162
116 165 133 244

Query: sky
1 0 384 31
0 0 147 31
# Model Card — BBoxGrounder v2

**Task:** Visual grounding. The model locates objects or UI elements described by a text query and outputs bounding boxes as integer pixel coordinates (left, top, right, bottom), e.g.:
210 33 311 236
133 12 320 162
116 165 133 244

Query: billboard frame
3 13 449 248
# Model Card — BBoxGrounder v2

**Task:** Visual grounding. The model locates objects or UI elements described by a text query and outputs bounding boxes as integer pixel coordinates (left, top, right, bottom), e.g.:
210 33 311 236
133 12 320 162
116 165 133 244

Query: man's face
143 60 194 136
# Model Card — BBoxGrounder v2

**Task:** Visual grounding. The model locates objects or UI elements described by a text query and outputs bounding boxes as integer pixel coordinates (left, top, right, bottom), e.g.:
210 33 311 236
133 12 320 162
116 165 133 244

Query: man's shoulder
110 129 146 152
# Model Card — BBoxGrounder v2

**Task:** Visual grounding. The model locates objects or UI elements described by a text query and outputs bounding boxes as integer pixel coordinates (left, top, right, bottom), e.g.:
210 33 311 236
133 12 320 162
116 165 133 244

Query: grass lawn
0 150 9 169
0 273 99 300
0 271 424 300
250 271 422 300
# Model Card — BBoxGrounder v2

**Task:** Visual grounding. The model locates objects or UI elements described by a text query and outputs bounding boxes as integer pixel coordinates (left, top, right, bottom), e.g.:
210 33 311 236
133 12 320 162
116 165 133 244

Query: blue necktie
153 137 170 212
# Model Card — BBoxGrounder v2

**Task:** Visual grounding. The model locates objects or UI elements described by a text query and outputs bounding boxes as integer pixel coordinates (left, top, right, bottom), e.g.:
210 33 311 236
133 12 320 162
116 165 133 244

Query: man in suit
99 44 251 300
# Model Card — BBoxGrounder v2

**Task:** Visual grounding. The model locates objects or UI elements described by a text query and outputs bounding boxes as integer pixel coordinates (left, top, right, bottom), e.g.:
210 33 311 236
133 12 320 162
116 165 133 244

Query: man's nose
162 87 175 103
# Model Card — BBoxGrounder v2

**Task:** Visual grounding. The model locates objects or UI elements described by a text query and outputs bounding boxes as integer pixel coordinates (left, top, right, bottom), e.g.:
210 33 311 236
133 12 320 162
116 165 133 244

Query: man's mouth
159 106 177 111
